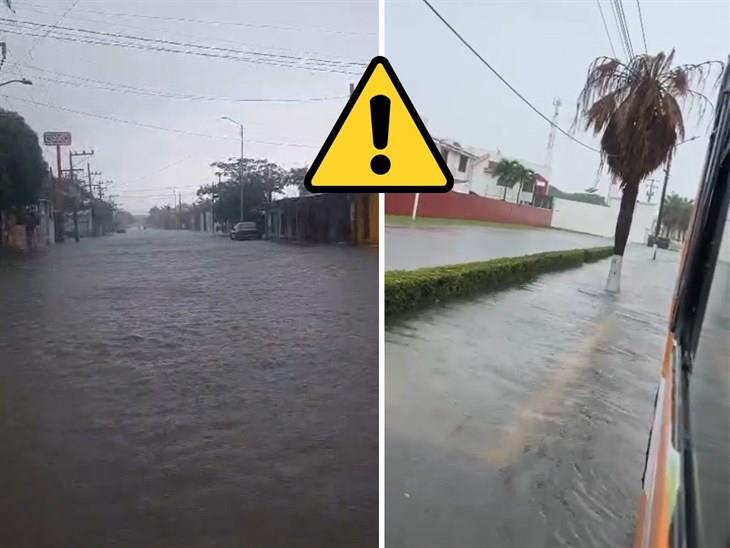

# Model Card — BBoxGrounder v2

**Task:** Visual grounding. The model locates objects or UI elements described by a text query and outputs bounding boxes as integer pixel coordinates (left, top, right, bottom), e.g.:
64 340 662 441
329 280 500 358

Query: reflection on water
0 230 378 548
385 246 706 547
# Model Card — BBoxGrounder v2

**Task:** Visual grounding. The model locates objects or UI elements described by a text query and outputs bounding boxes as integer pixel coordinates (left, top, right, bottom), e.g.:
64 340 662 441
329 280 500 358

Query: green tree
492 159 534 203
661 192 693 240
197 157 285 225
575 50 722 291
284 166 309 196
0 109 47 214
515 166 536 205
492 159 521 201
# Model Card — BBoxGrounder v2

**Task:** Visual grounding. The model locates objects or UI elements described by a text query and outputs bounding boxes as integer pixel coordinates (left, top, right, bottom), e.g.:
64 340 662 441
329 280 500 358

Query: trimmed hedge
385 246 613 316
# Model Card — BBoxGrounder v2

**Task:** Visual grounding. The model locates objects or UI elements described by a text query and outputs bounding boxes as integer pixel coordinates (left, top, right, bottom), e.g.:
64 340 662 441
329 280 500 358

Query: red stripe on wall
385 193 553 228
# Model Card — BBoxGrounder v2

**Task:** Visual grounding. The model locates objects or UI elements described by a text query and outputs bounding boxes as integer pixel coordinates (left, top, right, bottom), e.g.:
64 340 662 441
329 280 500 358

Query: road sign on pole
43 131 72 146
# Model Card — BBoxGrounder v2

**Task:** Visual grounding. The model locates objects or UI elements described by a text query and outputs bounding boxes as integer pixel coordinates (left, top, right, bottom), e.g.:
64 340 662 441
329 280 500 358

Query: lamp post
221 116 245 222
0 78 32 88
652 135 700 260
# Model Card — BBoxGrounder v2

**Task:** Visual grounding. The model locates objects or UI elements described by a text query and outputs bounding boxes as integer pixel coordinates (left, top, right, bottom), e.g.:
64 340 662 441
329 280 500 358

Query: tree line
146 158 307 229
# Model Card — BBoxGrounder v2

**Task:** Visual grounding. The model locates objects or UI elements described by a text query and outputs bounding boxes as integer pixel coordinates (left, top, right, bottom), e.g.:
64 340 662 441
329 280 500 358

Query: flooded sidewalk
386 222 610 270
386 246 688 547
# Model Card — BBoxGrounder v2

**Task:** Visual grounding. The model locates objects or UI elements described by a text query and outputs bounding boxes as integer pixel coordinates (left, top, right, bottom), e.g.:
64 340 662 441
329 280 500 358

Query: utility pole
544 97 561 179
651 136 700 260
239 125 244 222
645 179 659 204
179 191 183 230
68 150 94 242
221 116 245 222
652 157 672 260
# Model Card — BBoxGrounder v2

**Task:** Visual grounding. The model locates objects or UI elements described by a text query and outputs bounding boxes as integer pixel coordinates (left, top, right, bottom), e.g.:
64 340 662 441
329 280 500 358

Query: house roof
434 138 480 159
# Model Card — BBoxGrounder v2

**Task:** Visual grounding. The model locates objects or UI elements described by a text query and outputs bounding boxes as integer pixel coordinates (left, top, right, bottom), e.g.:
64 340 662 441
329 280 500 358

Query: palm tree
574 50 722 292
662 192 694 240
515 167 536 205
492 159 521 201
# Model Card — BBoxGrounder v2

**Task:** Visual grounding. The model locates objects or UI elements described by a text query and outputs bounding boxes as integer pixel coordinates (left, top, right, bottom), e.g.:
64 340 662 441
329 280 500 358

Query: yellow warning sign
305 56 453 193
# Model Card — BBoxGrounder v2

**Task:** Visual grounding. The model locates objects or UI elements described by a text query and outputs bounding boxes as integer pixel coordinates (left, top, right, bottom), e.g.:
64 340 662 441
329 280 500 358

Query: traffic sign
305 56 453 193
43 132 72 146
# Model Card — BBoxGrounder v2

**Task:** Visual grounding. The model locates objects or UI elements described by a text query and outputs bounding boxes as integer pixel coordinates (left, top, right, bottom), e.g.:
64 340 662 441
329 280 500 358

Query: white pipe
411 193 420 221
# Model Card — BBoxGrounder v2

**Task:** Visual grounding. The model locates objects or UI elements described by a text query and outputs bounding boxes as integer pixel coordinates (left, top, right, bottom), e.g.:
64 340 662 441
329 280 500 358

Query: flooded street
386 245 729 547
386 224 611 270
0 230 378 548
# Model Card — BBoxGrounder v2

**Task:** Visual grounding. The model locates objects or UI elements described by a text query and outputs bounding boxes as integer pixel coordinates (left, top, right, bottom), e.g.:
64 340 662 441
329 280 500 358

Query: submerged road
386 223 611 270
386 245 729 547
0 229 378 548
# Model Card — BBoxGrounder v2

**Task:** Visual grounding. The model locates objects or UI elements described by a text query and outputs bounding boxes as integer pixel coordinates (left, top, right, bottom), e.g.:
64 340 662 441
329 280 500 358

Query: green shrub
385 246 613 316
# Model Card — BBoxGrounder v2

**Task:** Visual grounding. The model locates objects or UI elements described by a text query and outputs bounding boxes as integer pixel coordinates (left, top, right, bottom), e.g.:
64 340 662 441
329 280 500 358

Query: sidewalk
385 222 610 270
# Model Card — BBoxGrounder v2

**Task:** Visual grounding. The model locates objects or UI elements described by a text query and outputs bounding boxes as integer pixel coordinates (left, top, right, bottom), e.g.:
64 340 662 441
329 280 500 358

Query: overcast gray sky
386 0 728 201
1 0 376 213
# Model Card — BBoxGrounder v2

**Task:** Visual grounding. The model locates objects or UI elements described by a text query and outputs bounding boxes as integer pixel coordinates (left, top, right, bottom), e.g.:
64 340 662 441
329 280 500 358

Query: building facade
435 138 550 205
264 193 378 245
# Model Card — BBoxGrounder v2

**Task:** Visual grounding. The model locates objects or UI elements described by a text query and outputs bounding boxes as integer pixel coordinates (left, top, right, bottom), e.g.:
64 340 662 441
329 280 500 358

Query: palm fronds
574 50 724 187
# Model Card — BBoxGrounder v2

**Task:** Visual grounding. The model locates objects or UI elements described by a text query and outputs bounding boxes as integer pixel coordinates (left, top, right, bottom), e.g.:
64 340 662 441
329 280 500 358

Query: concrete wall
550 196 658 244
385 192 553 227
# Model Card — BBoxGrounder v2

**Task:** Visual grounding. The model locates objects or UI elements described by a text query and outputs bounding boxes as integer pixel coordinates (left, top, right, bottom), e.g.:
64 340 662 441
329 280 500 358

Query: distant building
264 193 378 245
435 138 550 205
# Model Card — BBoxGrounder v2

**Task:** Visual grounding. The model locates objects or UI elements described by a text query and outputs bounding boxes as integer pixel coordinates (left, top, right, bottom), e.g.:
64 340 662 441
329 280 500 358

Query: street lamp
221 116 245 222
651 135 701 260
0 78 32 88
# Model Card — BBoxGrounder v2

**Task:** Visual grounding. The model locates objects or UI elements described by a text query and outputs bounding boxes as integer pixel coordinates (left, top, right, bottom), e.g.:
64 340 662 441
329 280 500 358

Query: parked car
230 221 261 241
647 234 670 249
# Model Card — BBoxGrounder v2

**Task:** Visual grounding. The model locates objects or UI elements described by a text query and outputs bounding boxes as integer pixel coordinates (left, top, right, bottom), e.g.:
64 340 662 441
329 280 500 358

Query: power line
8 0 80 70
418 0 601 154
595 0 617 57
0 18 365 74
12 0 375 37
11 5 363 67
0 93 320 148
0 26 360 76
613 0 634 58
635 0 649 54
608 0 630 59
4 64 348 104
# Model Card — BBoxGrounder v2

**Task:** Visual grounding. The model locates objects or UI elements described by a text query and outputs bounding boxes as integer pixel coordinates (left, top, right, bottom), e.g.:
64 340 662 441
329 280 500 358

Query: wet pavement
386 223 611 270
386 244 729 547
0 229 378 548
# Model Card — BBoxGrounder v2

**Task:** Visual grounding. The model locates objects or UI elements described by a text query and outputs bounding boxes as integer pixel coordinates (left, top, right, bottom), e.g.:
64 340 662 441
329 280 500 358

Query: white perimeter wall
551 196 658 245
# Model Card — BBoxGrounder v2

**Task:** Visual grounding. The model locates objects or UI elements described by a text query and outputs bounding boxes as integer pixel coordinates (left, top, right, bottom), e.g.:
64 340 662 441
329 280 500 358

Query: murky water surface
0 230 378 548
386 244 728 547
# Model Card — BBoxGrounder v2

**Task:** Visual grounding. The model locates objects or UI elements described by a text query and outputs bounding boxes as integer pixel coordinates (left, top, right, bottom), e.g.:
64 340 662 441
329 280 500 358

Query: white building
435 138 550 204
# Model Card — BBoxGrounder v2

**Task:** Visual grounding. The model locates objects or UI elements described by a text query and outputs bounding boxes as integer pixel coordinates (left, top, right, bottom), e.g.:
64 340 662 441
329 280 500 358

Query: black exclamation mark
370 95 391 175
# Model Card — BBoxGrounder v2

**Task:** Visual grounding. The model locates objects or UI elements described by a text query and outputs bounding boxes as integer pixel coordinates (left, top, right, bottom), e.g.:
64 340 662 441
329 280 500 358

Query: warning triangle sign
305 56 453 193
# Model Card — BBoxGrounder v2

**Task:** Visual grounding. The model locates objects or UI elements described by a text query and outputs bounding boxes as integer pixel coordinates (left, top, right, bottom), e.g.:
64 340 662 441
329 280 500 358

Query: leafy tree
492 159 535 203
197 157 285 225
0 108 48 213
661 192 693 240
574 50 722 291
284 166 309 195
492 159 521 201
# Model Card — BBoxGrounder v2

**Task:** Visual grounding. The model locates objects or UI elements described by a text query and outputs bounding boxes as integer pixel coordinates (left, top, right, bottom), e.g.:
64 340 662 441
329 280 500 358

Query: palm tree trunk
516 182 523 204
606 181 639 292
613 182 639 255
502 185 507 201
